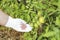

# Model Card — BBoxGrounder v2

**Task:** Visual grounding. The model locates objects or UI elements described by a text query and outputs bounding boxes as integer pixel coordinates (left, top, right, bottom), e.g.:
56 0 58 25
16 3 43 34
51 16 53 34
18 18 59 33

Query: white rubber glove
5 16 32 32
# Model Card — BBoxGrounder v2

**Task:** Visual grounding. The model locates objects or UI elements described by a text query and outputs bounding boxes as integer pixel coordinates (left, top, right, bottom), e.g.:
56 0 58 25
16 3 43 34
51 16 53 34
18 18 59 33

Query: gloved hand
5 16 32 32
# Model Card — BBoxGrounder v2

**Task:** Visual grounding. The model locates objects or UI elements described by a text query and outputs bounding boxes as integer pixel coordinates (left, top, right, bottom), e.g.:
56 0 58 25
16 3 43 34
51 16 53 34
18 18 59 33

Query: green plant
0 0 60 40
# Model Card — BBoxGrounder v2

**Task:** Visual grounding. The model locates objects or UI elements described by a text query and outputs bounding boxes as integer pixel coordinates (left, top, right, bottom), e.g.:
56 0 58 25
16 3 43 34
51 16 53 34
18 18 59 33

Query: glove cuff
5 16 13 27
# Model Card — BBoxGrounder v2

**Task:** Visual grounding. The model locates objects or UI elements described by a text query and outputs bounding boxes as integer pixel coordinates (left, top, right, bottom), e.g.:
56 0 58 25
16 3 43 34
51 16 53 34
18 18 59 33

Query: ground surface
0 26 24 40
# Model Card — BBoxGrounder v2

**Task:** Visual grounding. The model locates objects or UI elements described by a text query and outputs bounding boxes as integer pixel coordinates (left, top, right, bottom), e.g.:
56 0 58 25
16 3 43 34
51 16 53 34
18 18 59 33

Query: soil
0 27 24 40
